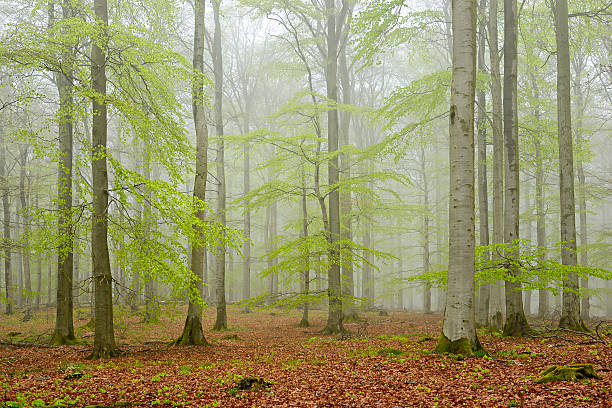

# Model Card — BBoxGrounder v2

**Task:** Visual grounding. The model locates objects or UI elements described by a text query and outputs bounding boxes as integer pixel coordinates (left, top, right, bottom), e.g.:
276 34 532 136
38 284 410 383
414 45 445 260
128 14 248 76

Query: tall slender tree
177 0 209 345
555 0 585 331
322 0 344 335
476 0 490 328
50 0 75 345
488 0 504 330
435 0 482 355
19 145 33 321
212 0 227 332
502 0 530 337
0 137 12 315
88 0 120 358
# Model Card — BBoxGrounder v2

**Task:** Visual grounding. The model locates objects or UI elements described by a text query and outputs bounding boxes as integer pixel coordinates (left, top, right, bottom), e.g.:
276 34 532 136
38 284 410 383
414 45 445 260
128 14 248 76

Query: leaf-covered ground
0 305 610 407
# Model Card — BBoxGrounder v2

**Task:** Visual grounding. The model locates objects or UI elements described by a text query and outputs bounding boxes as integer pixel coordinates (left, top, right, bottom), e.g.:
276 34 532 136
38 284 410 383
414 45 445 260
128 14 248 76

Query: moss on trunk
50 331 77 346
434 332 484 356
503 310 532 337
176 315 209 345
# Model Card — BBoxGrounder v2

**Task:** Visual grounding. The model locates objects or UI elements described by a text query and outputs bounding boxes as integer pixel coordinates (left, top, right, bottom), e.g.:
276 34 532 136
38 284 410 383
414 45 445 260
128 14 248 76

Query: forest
0 0 610 406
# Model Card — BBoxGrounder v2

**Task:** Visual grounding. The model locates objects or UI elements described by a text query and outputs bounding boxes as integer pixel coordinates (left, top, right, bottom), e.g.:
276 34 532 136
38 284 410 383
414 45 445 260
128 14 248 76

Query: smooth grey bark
19 146 33 320
35 193 42 310
572 57 589 321
88 0 119 358
47 258 52 307
322 0 343 335
523 181 532 315
177 0 209 345
212 0 227 332
420 146 432 314
529 73 549 320
51 0 75 344
362 222 373 301
435 0 482 354
502 0 530 337
15 209 23 308
242 114 251 311
555 0 585 331
488 0 504 331
339 21 356 321
143 164 157 323
476 0 490 328
0 141 12 314
299 168 310 327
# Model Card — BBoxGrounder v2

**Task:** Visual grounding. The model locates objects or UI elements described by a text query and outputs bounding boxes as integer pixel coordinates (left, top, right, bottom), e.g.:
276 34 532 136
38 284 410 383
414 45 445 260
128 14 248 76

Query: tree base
176 316 209 346
298 318 310 327
50 331 77 346
343 311 360 322
503 312 532 337
534 364 599 384
85 344 123 359
22 308 33 322
434 333 483 356
559 315 589 332
489 311 503 332
212 321 227 331
321 323 345 335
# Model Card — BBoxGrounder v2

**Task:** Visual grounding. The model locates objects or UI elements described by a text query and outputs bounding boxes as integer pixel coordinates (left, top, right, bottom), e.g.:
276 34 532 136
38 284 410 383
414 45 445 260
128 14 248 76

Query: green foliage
405 239 611 297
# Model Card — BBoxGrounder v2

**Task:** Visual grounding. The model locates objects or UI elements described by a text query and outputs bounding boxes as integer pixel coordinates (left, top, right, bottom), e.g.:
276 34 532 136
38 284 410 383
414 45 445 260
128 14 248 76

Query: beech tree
176 0 209 346
502 0 530 337
555 0 586 331
50 0 75 346
89 0 120 359
435 0 482 355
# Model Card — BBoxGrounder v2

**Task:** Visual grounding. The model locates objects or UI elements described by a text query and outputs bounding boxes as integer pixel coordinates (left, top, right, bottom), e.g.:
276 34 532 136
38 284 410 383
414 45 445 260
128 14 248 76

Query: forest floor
0 305 610 407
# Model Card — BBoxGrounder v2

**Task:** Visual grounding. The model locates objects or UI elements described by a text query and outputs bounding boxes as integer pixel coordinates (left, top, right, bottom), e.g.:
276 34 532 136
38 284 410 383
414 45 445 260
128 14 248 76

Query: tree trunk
88 0 120 358
51 0 75 344
242 113 251 312
177 0 209 345
47 258 52 307
19 146 32 321
143 164 157 323
420 147 432 315
19 145 32 321
530 73 549 320
322 0 343 335
502 0 530 337
35 192 42 310
523 181 532 316
435 0 482 355
0 142 13 315
212 0 227 332
362 221 373 303
488 0 504 331
555 0 585 331
475 0 490 328
299 169 310 327
574 69 589 322
339 5 357 321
